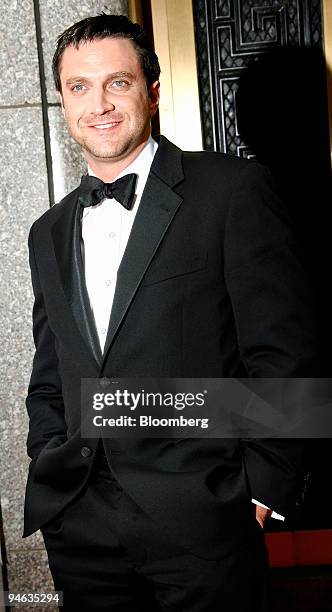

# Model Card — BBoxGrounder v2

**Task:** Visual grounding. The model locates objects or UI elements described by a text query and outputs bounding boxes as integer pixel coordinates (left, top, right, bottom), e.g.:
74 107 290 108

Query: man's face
58 37 159 164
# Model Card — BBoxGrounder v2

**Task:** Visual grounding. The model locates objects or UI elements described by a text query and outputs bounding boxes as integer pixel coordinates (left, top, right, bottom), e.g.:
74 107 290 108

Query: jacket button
80 446 92 458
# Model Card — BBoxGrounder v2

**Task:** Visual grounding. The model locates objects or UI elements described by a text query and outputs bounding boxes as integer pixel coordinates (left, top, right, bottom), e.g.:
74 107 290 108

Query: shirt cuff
251 498 285 521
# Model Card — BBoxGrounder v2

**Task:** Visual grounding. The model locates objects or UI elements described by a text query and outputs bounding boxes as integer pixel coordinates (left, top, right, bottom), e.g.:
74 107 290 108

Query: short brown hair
52 12 160 93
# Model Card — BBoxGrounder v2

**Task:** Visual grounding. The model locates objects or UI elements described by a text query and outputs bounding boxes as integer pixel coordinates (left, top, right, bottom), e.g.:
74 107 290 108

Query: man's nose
90 87 115 115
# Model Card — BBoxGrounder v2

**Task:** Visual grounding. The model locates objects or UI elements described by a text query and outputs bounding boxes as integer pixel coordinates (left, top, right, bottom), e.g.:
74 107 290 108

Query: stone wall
0 1 128 606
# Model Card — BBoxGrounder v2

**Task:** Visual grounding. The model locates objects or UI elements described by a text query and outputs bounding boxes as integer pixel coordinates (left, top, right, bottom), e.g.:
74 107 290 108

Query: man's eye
112 80 128 88
72 84 86 92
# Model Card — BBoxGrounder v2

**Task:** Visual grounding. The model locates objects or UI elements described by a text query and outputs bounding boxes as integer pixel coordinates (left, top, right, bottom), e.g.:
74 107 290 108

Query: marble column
0 1 127 608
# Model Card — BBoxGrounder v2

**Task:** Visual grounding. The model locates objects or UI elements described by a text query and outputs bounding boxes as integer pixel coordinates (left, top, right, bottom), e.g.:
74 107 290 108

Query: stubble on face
59 38 159 170
76 105 149 162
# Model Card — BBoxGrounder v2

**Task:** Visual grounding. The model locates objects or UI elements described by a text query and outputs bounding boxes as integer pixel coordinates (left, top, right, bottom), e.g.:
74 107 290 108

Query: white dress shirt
82 135 158 352
81 134 284 522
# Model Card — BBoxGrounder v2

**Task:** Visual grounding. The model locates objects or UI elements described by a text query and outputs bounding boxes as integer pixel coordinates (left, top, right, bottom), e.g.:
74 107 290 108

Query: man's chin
82 142 129 161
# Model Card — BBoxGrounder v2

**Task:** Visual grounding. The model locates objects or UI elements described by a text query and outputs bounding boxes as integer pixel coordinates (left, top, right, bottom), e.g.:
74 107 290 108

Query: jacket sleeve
224 162 317 515
26 222 67 460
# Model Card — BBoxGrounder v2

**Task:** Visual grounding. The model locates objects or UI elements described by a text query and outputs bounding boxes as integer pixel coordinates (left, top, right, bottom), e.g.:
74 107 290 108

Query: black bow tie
78 173 137 210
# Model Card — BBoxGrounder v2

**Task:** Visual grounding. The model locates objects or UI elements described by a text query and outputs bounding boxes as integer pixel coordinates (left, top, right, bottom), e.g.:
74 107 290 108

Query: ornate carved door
193 0 326 156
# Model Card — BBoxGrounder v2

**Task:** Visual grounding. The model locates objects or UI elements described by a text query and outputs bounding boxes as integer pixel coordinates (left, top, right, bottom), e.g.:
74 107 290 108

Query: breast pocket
142 253 208 286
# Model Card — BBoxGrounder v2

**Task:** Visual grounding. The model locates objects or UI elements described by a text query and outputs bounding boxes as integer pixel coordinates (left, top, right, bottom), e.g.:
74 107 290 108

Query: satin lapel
101 171 183 367
51 194 103 369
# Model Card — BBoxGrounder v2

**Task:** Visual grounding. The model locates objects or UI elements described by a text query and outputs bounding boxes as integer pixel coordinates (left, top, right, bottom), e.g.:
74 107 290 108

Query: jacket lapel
51 191 103 370
101 136 184 367
50 136 184 373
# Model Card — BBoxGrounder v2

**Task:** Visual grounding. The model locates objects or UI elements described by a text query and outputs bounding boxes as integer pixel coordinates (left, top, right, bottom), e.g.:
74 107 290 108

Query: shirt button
80 446 92 458
105 279 112 287
101 328 107 335
109 232 116 238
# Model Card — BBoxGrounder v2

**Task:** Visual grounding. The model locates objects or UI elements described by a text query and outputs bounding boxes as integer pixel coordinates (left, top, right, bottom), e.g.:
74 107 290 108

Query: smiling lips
85 120 122 130
94 122 120 129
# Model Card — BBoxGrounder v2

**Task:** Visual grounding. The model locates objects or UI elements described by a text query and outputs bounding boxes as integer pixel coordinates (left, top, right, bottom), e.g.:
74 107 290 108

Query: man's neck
85 137 151 182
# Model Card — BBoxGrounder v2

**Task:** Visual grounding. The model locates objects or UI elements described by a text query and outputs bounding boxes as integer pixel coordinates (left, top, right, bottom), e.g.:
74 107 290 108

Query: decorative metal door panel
193 0 323 156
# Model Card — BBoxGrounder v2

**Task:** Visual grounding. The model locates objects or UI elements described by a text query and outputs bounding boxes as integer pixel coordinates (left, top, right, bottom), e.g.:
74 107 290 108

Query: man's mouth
93 122 120 129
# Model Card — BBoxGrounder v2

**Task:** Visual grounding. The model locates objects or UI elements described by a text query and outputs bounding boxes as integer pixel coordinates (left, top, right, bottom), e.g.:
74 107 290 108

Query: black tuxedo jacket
23 136 316 559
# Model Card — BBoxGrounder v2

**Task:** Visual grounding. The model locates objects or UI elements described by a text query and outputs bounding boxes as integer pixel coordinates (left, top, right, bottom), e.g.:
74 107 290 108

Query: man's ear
57 91 65 115
148 80 160 118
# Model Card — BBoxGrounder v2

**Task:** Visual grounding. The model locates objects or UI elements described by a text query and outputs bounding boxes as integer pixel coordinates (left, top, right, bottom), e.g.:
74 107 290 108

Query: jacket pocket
142 253 207 286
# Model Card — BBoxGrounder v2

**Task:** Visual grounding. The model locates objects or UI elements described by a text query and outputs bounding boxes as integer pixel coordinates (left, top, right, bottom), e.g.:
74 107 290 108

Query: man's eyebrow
65 71 135 85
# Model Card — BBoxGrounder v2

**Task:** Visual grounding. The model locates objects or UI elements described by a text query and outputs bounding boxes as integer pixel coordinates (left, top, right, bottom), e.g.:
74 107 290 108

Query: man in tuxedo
23 13 316 612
